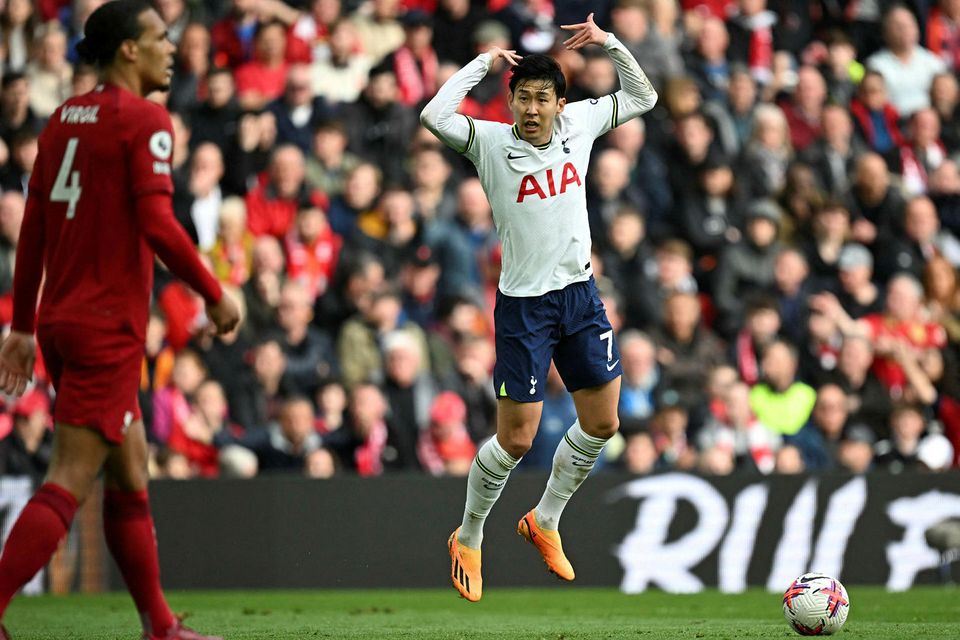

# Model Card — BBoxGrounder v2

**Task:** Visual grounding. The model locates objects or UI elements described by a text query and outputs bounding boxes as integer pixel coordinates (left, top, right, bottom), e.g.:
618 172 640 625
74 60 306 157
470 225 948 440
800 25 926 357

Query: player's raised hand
560 13 609 50
487 46 522 66
0 331 35 397
206 293 242 336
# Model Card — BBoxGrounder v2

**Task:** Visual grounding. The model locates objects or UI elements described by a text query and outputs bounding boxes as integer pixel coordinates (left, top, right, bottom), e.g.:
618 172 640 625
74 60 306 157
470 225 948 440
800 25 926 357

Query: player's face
133 9 176 94
509 80 566 146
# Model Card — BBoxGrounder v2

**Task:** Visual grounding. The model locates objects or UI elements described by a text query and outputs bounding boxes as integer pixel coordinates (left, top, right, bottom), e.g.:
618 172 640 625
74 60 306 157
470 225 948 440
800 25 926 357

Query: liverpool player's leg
103 420 221 640
0 424 109 626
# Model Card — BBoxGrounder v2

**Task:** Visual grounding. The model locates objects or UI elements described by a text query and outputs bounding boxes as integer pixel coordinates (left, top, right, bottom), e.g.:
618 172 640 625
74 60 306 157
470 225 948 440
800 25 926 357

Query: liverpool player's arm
420 47 520 154
0 157 47 395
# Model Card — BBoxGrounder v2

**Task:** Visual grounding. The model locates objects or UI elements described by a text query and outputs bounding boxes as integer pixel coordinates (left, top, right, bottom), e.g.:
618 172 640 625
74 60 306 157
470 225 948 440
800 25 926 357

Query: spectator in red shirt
417 391 476 476
777 66 826 153
285 205 342 301
391 10 438 107
245 143 328 239
234 19 290 110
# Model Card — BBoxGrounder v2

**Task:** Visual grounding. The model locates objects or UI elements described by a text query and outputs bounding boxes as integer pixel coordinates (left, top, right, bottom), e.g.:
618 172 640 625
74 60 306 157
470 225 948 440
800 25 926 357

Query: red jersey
13 83 221 341
862 313 948 391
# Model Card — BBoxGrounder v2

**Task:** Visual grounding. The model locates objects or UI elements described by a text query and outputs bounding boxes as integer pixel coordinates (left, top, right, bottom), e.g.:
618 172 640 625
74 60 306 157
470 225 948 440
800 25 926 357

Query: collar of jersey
511 124 552 150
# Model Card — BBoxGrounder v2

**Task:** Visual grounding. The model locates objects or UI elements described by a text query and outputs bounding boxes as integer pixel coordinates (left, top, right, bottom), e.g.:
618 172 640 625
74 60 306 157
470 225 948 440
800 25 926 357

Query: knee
582 416 620 441
498 431 534 460
46 465 100 503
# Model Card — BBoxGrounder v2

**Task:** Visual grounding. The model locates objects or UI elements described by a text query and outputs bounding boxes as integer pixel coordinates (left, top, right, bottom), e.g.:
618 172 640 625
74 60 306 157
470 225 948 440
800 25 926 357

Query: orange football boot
448 527 482 602
517 510 575 581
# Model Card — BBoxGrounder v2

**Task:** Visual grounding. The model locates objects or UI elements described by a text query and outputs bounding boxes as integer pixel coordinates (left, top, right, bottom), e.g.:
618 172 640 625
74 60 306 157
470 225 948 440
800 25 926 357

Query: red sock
0 483 78 619
103 490 174 637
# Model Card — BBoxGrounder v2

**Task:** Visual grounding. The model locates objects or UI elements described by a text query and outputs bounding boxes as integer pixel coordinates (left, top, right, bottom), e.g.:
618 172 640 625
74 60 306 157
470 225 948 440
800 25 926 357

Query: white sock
534 421 608 530
459 436 520 549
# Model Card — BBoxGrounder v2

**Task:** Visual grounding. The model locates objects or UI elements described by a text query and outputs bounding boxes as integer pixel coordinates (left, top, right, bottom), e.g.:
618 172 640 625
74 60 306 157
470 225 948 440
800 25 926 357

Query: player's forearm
136 193 223 306
419 53 490 150
603 33 658 122
11 196 45 333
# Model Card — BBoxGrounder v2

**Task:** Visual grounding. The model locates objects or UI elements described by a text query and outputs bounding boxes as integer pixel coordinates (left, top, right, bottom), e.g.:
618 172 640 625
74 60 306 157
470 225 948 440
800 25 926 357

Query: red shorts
37 323 143 444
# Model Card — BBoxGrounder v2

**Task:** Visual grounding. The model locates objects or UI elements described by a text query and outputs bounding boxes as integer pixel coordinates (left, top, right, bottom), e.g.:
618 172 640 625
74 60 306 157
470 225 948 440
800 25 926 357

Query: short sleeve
562 95 619 140
129 104 175 197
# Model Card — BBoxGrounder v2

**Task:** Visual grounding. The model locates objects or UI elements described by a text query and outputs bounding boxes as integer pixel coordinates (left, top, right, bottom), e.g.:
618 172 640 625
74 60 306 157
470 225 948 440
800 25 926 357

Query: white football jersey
464 99 620 296
421 35 657 297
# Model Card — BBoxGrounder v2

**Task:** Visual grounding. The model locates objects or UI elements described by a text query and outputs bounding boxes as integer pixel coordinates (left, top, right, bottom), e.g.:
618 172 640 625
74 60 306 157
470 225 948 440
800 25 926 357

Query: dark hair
76 0 154 67
509 54 566 99
1 71 25 91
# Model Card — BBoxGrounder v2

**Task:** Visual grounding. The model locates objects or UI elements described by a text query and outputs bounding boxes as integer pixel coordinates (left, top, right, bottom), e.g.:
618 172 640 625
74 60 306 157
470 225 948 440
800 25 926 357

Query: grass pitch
4 586 959 639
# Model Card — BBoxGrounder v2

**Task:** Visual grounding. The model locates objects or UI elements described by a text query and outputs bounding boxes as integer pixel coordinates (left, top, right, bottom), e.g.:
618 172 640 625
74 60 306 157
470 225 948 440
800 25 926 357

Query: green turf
4 586 959 639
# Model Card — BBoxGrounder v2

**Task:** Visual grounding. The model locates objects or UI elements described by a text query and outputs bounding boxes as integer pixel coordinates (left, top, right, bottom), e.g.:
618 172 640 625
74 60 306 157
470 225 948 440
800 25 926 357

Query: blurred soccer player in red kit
0 2 240 638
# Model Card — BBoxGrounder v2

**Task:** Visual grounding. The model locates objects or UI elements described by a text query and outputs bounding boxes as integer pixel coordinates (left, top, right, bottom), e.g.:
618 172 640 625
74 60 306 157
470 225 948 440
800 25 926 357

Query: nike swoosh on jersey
606 359 620 371
507 152 528 159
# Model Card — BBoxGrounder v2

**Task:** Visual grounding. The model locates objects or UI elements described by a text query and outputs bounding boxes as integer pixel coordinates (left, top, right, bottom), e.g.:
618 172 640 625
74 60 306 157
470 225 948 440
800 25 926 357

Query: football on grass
782 572 850 635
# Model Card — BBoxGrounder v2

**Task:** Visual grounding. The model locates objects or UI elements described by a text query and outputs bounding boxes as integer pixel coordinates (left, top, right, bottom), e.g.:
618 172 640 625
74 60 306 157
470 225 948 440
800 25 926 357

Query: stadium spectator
837 423 876 473
270 281 336 396
930 72 960 151
234 20 291 110
605 118 673 230
749 339 816 435
818 335 892 438
167 380 233 478
800 201 850 290
899 109 947 195
833 243 883 318
245 144 327 239
677 152 745 267
778 66 827 152
587 148 647 246
152 350 208 444
325 161 381 240
430 178 497 301
650 291 727 427
431 0 488 66
618 330 660 422
391 10 438 107
786 383 850 470
313 251 385 337
740 104 793 199
0 390 53 485
249 339 291 428
845 152 904 248
208 197 255 287
772 248 812 342
697 381 780 473
25 22 72 119
713 199 783 335
685 17 731 103
632 238 697 330
337 288 429 388
867 6 946 117
167 22 211 114
622 425 658 474
732 297 782 385
189 67 242 153
174 142 225 251
609 0 683 93
726 0 777 85
350 0 404 65
285 206 341 301
343 64 417 184
601 208 657 328
310 19 372 105
268 64 330 153
649 391 697 470
305 120 361 198
849 70 904 162
218 396 322 473
417 391 475 476
333 383 391 476
800 104 865 199
879 195 960 282
875 403 955 472
380 329 438 469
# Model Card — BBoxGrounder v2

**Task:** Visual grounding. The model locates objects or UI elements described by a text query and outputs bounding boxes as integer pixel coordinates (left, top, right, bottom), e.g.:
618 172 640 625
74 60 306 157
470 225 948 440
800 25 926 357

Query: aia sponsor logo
516 162 582 203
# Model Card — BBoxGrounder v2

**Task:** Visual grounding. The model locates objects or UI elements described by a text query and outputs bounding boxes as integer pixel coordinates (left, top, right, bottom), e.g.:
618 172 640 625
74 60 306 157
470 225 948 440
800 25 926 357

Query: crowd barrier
3 472 960 593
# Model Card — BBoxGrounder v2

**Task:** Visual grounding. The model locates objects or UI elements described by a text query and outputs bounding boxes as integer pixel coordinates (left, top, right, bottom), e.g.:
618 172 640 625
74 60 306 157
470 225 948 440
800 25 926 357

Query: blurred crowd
1 0 960 481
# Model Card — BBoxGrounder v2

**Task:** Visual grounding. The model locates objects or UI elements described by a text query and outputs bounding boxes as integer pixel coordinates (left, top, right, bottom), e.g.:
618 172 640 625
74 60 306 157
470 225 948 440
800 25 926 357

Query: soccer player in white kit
420 14 658 601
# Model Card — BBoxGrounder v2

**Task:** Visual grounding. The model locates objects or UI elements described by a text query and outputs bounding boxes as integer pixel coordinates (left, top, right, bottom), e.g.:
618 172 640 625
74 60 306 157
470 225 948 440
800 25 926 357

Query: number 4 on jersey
51 137 81 219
